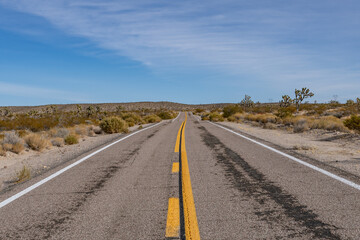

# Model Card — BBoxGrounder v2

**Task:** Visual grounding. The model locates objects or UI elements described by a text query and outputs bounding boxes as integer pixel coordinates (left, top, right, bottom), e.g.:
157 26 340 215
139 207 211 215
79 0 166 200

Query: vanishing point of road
1 112 360 239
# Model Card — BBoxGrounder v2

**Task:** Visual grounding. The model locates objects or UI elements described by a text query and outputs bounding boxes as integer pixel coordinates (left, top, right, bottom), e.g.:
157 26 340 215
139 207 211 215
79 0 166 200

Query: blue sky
0 0 359 106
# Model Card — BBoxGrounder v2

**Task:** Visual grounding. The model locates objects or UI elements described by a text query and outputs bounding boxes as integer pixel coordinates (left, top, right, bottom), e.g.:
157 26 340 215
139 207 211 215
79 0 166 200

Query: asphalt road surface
1 112 360 239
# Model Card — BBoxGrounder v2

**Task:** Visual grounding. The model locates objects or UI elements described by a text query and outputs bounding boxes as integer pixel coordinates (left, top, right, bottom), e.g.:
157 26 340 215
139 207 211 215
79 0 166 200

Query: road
1 112 360 239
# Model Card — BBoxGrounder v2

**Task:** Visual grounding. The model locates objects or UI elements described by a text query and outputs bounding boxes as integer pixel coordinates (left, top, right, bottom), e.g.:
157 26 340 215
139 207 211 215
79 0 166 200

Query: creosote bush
344 115 360 132
100 117 129 134
143 114 162 123
157 111 174 120
64 134 79 145
209 112 224 122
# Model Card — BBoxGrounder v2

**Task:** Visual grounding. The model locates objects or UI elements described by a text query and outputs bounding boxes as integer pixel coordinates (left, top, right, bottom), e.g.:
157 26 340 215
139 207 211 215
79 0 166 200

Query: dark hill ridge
0 102 231 113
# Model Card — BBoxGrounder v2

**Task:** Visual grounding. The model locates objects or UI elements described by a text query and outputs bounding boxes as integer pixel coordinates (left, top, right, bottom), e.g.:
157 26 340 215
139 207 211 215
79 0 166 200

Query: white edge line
208 121 360 191
0 121 163 209
172 112 181 123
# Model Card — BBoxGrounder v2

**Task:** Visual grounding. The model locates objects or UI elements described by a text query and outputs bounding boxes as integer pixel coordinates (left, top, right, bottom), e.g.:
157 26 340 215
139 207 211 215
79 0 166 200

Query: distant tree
116 106 123 112
86 106 95 117
357 98 360 111
279 95 293 108
76 104 82 115
294 88 314 111
240 95 254 111
96 106 101 113
346 99 355 105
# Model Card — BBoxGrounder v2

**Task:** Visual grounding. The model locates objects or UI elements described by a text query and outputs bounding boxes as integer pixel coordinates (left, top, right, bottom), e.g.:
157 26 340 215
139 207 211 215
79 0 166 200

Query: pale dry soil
220 121 360 177
0 124 151 192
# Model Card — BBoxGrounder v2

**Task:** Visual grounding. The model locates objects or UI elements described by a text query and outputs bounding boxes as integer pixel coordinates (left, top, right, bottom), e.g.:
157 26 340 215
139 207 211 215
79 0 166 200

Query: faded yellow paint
181 113 201 240
165 198 180 238
172 162 179 173
174 121 184 153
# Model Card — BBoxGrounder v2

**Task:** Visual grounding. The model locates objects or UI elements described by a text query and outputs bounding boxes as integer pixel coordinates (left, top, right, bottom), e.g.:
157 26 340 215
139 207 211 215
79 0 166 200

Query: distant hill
0 101 232 113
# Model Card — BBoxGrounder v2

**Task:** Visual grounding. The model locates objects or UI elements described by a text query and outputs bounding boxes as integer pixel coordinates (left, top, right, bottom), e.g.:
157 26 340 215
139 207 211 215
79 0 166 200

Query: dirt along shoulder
219 121 360 177
0 124 152 192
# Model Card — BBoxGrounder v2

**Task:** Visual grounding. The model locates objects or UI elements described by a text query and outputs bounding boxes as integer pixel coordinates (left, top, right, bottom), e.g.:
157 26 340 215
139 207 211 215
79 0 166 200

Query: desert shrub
25 134 49 151
223 104 242 118
51 137 65 147
54 128 70 138
121 113 145 125
344 115 360 132
16 130 29 138
100 117 129 133
3 131 23 145
75 126 87 136
144 114 162 123
310 116 347 132
263 123 277 129
157 111 174 120
3 143 12 151
16 166 31 183
11 142 25 154
64 135 79 145
209 112 224 122
275 107 296 119
0 145 6 156
293 119 309 133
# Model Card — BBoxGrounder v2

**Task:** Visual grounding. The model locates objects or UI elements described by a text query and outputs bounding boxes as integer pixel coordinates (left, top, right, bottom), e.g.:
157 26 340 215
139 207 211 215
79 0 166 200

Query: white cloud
0 0 359 99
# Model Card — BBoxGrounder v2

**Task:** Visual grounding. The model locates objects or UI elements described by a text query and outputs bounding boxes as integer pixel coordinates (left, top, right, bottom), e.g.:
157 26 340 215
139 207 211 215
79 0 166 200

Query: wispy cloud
0 82 88 102
0 0 359 101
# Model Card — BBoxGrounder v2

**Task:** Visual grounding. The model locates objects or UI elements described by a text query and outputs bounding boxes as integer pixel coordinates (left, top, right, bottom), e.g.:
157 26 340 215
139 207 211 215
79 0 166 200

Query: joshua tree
294 88 314 111
240 95 254 111
116 106 123 112
279 95 293 108
86 106 95 117
76 104 82 115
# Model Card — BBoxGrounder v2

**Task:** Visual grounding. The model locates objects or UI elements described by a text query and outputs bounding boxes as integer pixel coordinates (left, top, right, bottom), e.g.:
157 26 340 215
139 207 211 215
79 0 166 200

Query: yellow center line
174 121 185 153
181 113 201 240
172 162 179 173
165 198 180 238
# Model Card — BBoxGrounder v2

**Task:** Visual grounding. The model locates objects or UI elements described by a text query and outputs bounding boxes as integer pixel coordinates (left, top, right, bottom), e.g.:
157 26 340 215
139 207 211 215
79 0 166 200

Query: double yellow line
166 113 200 239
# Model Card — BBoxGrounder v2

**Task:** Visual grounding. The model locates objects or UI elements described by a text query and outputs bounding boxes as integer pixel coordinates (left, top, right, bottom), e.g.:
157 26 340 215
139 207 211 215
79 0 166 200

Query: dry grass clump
244 113 277 124
25 134 49 151
74 125 88 136
293 118 309 133
310 116 347 132
143 114 162 123
1 131 25 154
227 113 244 122
11 142 25 154
51 137 65 147
100 117 129 133
16 166 31 183
0 145 6 156
64 134 79 145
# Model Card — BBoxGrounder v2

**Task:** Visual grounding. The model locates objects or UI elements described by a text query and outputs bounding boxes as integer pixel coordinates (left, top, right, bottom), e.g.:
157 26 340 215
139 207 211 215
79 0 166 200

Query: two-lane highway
1 112 360 239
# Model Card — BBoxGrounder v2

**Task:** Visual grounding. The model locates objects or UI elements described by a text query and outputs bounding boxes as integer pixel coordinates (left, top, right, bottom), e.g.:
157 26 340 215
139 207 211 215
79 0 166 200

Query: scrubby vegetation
100 117 129 134
0 105 176 157
197 88 360 135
